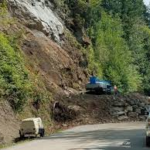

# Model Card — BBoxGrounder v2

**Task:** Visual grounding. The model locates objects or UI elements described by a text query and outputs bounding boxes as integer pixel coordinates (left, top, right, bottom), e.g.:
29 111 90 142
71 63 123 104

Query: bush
0 32 32 111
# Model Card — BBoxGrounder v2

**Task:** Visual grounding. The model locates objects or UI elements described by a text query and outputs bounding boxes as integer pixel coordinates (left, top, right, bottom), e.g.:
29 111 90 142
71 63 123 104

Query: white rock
113 111 126 116
8 0 64 43
113 107 124 112
118 115 128 121
125 106 133 112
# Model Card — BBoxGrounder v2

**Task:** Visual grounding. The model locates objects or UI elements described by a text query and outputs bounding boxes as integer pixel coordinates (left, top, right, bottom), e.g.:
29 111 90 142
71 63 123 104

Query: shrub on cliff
0 32 32 111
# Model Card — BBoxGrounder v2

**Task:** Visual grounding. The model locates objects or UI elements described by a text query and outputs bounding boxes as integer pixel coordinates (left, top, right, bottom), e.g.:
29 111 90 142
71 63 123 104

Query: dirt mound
52 93 150 128
20 29 88 96
0 100 19 144
52 101 78 122
52 94 114 127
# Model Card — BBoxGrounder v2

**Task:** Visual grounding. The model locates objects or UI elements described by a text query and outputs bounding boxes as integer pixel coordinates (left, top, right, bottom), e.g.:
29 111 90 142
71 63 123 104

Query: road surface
4 122 149 150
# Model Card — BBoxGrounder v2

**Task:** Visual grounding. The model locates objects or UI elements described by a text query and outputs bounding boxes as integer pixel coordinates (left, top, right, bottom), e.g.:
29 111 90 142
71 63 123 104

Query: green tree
93 12 141 92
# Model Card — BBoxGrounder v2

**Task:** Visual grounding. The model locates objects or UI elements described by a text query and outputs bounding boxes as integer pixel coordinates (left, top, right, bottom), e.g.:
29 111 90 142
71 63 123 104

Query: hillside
0 0 90 144
0 0 150 145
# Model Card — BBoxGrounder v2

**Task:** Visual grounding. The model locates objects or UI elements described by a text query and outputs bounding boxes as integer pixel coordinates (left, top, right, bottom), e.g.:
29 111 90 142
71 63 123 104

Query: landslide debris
52 93 150 127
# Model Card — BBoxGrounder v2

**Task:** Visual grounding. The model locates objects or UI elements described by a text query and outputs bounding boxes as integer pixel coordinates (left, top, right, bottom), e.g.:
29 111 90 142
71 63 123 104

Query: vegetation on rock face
0 32 30 111
0 31 51 112
1 0 150 113
0 3 51 112
99 0 150 93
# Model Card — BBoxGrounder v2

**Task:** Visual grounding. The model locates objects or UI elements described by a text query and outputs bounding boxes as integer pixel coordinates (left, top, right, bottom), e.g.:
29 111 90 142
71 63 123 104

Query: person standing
114 85 118 95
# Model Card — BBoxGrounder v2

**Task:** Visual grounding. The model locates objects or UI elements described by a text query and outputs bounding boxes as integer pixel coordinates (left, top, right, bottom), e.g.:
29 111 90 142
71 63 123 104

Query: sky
144 0 150 5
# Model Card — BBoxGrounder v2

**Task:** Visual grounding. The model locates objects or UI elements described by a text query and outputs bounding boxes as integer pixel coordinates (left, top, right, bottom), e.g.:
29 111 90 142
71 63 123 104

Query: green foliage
65 0 150 93
1 0 150 106
0 1 15 25
136 25 150 94
86 45 103 77
0 32 31 111
100 0 150 93
0 32 51 111
92 12 141 92
102 0 146 39
0 2 51 111
0 1 7 16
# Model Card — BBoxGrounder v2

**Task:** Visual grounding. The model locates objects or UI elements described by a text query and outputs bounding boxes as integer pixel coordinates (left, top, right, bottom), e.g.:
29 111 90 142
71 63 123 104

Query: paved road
4 122 149 150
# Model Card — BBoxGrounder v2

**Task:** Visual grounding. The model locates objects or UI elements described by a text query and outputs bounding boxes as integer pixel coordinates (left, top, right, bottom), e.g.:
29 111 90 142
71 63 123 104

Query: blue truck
86 76 113 94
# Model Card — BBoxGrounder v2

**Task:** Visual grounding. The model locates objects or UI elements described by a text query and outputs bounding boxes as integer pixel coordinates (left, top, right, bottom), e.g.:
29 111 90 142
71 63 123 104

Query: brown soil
20 29 88 96
51 93 149 130
0 93 148 144
0 100 19 144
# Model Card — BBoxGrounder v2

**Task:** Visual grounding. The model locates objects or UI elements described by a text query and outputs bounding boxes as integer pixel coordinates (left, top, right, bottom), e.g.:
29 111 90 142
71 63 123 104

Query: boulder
125 106 133 112
67 105 83 112
112 107 124 112
139 116 146 121
135 108 141 114
140 103 145 107
132 105 138 111
127 100 135 105
118 115 128 121
113 111 126 116
135 99 140 105
128 112 138 118
140 108 147 115
113 102 125 107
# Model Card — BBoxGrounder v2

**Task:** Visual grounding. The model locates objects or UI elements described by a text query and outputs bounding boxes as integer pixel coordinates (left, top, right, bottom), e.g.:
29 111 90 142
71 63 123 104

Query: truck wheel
146 136 149 147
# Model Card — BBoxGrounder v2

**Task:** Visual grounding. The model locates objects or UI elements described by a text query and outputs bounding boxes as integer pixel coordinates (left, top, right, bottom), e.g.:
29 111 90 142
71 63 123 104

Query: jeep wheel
19 131 24 139
40 129 45 137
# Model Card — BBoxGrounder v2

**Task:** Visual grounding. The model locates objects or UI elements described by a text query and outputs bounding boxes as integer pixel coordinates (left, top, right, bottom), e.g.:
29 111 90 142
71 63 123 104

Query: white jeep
19 118 45 138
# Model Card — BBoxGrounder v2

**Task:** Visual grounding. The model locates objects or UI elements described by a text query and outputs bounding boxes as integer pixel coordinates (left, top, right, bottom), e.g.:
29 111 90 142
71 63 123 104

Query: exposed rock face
53 93 150 125
18 30 87 96
5 0 88 97
112 94 150 121
8 0 64 43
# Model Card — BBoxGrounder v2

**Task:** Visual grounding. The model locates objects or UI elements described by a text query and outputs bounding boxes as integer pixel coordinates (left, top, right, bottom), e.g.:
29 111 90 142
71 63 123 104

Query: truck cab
86 77 113 94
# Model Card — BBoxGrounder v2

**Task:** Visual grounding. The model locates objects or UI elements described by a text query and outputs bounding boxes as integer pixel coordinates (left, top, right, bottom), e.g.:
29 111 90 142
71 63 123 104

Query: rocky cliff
7 0 88 96
8 0 64 43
